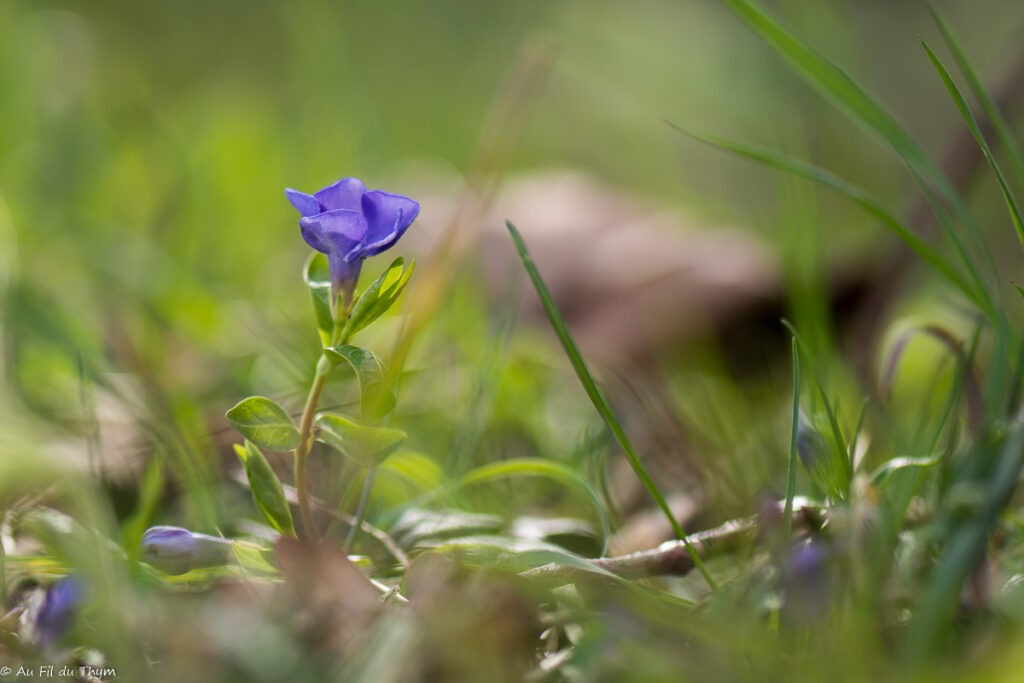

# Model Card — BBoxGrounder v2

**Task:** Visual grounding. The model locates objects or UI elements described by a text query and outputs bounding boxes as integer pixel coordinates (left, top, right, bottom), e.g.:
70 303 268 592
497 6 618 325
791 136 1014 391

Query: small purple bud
141 526 234 575
35 575 84 647
780 540 829 624
796 410 828 473
285 177 419 309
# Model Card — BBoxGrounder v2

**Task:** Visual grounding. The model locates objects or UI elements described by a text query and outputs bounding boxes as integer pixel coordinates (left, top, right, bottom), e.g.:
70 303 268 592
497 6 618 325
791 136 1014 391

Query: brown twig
521 501 825 584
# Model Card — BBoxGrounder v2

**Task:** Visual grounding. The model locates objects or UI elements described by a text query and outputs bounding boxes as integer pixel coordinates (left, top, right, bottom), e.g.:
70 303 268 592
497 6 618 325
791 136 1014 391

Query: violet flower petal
358 191 420 258
35 575 84 647
285 188 321 216
781 540 829 624
796 410 828 473
314 177 367 212
299 209 368 254
287 177 419 306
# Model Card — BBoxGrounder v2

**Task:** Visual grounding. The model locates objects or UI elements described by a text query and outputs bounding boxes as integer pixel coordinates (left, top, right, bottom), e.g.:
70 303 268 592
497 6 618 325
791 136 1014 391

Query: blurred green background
2 0 1024 530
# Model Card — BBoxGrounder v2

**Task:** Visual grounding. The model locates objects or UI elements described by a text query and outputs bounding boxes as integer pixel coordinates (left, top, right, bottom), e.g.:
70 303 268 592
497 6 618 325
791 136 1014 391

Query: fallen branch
522 501 825 584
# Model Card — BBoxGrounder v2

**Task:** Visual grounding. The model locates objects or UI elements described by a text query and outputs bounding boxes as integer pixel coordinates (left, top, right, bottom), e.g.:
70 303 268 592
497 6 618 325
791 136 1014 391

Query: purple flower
141 526 234 575
35 575 84 647
285 177 420 306
796 410 828 473
780 540 830 624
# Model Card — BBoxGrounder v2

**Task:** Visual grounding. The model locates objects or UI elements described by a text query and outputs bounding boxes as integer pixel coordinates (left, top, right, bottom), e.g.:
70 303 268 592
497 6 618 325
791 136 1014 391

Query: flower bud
780 539 830 625
796 410 828 473
141 526 234 575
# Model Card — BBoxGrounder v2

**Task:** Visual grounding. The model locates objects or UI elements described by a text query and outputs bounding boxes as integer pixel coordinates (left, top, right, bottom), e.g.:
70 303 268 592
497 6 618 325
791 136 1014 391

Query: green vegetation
3 1 1024 681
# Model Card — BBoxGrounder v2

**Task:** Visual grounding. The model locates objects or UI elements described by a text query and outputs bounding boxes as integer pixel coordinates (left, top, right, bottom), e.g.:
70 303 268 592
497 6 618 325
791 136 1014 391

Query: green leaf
457 458 612 557
225 396 301 452
430 535 619 577
391 508 505 549
304 252 335 346
871 454 943 487
506 221 715 589
314 413 406 468
375 450 444 502
122 456 166 560
342 257 415 338
514 548 622 581
231 541 279 575
234 441 295 535
326 344 397 422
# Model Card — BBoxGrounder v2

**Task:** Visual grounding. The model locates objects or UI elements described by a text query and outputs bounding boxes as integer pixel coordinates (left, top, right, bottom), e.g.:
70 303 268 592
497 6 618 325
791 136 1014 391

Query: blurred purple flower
796 410 828 473
780 539 830 625
285 177 420 306
35 575 84 647
141 526 234 575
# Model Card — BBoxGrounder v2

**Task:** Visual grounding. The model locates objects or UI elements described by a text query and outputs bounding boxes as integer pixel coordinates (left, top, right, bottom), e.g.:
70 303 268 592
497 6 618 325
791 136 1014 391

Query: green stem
294 355 331 543
294 298 352 543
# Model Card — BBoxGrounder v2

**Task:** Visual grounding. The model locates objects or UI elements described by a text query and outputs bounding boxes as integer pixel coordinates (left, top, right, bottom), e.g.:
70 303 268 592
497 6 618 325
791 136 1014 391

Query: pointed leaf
326 344 397 421
314 413 406 468
235 441 295 535
225 396 301 452
342 258 415 338
232 541 279 575
871 454 942 487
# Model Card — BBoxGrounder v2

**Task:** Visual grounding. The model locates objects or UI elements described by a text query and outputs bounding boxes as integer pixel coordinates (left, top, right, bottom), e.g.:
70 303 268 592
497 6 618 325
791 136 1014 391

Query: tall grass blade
929 4 1024 186
923 40 1024 251
505 220 718 589
720 0 950 197
668 124 986 311
718 0 997 313
783 320 852 496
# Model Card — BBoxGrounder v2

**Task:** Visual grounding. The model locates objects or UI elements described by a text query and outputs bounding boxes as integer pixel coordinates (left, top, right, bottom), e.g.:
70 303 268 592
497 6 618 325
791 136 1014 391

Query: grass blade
902 423 1024 663
929 4 1024 186
923 40 1024 251
669 123 985 310
720 0 950 197
719 0 998 314
505 220 718 590
783 320 852 496
784 338 800 532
